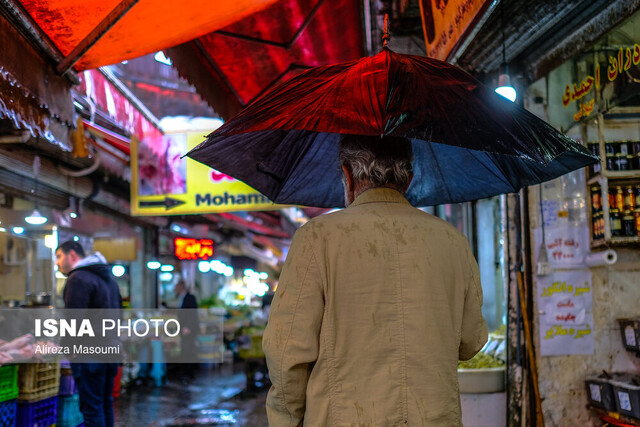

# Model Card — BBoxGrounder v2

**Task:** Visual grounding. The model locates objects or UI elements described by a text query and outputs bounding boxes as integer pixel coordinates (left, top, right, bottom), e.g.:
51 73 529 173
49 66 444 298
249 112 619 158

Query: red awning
167 0 365 120
13 0 278 72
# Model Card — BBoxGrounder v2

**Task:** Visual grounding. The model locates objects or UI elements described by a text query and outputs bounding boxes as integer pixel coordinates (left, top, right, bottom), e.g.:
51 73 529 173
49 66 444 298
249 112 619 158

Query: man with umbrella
262 134 488 426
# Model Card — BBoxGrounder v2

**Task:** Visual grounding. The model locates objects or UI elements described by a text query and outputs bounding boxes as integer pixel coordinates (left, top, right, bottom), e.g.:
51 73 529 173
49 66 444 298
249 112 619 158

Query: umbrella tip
382 14 391 48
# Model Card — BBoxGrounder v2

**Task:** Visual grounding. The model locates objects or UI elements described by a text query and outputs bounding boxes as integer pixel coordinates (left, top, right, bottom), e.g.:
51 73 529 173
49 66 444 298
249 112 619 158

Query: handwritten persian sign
537 270 594 356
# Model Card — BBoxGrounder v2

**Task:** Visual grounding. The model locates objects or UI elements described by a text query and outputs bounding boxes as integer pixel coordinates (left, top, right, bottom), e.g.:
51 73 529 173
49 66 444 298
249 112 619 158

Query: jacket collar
349 187 411 207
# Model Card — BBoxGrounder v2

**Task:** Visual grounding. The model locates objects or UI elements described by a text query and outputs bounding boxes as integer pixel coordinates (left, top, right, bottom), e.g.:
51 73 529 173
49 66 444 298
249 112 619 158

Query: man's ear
341 164 354 192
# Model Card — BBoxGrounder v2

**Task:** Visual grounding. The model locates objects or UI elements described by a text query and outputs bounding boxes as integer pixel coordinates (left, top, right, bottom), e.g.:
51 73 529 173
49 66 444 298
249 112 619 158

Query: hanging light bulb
494 1 516 103
25 208 48 225
495 64 516 102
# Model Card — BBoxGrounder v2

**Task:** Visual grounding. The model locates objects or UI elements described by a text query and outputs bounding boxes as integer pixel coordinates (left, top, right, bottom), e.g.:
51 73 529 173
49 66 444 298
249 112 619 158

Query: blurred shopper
56 240 122 427
263 135 488 426
174 279 198 383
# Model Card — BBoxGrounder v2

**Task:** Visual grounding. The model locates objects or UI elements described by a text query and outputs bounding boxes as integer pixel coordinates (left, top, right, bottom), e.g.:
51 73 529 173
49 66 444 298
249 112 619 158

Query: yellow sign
419 0 490 61
130 131 279 216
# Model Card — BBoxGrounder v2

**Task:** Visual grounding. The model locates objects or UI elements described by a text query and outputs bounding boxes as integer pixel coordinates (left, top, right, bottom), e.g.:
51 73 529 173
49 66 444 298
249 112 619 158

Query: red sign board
174 238 214 261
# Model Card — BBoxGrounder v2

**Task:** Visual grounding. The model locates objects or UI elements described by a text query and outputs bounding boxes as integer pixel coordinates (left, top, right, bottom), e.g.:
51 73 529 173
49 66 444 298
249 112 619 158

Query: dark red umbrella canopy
187 49 598 208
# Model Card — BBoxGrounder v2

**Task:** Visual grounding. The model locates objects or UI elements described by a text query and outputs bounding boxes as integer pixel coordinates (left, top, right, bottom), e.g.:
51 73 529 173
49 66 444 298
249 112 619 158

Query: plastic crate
16 396 57 427
56 394 83 427
618 318 640 351
17 363 60 402
0 365 18 403
58 374 77 397
0 399 16 427
611 378 640 420
585 375 617 411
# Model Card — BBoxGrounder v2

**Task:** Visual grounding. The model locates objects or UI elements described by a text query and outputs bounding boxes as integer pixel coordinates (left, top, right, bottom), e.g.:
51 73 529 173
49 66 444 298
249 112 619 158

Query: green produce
458 351 505 369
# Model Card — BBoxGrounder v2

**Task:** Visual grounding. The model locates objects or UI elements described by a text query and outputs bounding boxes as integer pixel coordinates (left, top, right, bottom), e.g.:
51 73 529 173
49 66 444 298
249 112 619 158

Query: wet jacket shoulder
63 253 122 309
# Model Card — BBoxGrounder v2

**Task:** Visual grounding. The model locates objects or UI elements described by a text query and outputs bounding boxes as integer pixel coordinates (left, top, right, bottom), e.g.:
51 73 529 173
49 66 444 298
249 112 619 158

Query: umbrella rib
473 150 518 193
424 141 453 202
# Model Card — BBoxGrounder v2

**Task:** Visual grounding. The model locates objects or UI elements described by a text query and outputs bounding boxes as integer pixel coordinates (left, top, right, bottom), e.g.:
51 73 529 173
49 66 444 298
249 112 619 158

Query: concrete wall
528 188 640 426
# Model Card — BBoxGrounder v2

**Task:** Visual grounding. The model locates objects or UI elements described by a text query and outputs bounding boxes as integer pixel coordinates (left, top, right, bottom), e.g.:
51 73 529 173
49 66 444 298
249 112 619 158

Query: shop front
522 8 640 425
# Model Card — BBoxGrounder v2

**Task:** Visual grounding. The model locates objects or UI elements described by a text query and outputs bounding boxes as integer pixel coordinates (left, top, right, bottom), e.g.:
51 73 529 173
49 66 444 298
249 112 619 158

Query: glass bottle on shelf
624 185 635 211
610 208 623 237
615 186 625 211
622 209 636 237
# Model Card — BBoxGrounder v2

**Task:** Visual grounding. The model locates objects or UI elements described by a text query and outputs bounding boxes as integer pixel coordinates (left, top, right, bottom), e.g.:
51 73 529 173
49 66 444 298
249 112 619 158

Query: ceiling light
112 265 126 277
25 209 48 225
198 261 211 273
495 65 516 102
13 227 24 234
147 261 161 270
154 51 172 66
160 264 174 272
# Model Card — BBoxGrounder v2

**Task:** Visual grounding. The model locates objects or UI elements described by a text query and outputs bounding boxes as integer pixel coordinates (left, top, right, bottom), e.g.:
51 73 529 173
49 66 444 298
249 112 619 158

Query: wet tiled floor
113 363 269 426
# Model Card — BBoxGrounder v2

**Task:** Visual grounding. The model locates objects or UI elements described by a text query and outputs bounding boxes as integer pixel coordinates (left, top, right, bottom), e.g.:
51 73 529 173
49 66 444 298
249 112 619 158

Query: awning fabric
167 0 365 120
16 0 278 71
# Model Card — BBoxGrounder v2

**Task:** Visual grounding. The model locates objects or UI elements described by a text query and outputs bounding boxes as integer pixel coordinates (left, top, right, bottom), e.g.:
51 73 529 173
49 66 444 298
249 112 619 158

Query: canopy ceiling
5 0 278 72
167 0 365 120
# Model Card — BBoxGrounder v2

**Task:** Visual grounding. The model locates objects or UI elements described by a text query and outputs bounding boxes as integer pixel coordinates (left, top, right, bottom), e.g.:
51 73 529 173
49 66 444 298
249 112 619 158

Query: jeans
71 363 119 427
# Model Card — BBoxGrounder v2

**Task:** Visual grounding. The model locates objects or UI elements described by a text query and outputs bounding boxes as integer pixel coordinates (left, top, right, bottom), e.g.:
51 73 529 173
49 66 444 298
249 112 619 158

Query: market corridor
113 363 268 426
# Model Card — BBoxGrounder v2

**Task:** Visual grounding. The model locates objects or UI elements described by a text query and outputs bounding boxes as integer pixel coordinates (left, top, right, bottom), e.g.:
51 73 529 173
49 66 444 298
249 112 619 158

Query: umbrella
186 48 598 208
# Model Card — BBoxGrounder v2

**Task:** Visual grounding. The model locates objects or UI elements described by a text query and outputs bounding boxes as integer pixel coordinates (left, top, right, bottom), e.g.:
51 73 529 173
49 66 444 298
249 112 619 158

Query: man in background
174 279 198 383
263 135 488 426
56 240 122 427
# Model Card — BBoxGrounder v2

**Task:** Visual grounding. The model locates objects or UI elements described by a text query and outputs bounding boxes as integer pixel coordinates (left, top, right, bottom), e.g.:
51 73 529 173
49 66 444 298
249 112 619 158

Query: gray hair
338 135 413 191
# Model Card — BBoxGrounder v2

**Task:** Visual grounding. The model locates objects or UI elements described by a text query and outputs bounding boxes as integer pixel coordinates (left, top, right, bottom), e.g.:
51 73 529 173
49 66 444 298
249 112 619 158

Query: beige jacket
263 188 488 427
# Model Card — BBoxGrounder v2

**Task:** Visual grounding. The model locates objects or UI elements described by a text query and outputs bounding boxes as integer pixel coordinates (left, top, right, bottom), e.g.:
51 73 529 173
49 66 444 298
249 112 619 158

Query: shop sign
131 131 280 215
174 238 214 261
561 43 640 122
419 0 490 61
536 270 594 356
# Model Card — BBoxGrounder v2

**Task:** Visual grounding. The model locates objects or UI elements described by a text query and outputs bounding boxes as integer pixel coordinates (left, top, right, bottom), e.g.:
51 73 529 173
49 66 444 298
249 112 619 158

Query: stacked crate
0 364 18 427
16 362 60 427
57 361 83 427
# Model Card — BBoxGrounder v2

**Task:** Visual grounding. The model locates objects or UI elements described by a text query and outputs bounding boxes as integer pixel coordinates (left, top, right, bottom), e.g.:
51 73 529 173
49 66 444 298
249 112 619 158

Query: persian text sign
174 238 214 261
131 131 280 215
419 0 489 61
561 44 640 121
537 270 594 356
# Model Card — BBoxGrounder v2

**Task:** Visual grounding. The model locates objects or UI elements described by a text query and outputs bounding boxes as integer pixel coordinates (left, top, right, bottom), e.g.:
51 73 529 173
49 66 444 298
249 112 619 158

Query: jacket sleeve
262 226 324 427
63 272 92 309
458 243 488 361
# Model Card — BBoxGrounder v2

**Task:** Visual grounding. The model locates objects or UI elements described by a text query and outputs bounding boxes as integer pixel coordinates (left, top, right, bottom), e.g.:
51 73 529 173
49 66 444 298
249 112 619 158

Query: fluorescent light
44 234 58 249
223 266 234 277
25 209 48 225
159 272 173 281
198 261 211 273
112 265 126 277
147 261 161 270
12 227 24 234
154 51 172 66
70 212 77 219
160 264 174 272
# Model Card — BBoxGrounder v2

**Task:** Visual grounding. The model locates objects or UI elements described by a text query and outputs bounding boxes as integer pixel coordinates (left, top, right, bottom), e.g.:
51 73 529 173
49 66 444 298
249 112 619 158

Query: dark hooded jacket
63 253 122 309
